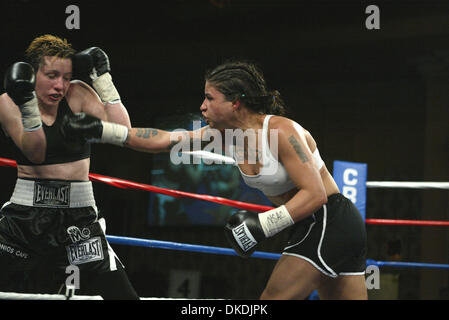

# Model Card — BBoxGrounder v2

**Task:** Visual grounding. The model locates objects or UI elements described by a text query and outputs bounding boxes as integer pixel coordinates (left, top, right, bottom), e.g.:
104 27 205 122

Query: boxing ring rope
366 181 449 189
89 173 449 226
1 156 448 271
2 157 447 226
104 235 449 270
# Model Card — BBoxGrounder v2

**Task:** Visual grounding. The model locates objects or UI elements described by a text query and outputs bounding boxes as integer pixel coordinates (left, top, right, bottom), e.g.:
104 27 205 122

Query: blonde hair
25 34 75 71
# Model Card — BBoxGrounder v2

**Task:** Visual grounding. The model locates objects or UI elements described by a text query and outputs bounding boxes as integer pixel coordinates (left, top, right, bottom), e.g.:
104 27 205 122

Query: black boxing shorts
282 193 367 277
0 178 123 277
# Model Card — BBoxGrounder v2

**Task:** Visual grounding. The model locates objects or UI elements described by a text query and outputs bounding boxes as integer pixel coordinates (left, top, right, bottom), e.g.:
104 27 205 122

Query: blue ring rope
106 235 449 270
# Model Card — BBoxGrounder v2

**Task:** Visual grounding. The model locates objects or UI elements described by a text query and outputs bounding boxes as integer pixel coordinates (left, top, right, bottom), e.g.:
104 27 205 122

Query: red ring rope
365 218 449 226
1 157 448 227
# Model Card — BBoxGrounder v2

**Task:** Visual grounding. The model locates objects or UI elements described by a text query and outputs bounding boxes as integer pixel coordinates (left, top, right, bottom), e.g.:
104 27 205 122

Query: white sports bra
229 115 324 197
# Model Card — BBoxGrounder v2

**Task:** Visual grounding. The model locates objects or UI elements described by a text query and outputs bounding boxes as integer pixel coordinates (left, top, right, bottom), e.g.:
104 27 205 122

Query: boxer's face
200 81 236 129
35 56 72 107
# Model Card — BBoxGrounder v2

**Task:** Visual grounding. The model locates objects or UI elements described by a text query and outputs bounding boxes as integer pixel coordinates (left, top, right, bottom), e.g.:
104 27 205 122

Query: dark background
0 0 448 299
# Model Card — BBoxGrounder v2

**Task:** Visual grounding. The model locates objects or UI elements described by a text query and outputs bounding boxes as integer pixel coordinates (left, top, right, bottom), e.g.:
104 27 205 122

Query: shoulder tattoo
288 135 309 163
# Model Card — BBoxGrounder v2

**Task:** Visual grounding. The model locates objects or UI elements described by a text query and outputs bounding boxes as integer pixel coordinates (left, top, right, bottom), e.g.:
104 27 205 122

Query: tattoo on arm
288 135 309 163
135 128 159 139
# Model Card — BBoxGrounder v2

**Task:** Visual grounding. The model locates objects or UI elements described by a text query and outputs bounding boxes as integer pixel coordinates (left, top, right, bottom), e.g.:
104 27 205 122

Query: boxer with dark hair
0 35 138 299
62 60 368 300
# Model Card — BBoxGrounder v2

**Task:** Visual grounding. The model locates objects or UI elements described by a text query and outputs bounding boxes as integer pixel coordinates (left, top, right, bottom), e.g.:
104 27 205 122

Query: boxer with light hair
0 34 138 299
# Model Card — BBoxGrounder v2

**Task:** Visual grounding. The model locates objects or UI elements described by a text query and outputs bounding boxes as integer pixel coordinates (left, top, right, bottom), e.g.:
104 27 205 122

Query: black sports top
12 98 91 165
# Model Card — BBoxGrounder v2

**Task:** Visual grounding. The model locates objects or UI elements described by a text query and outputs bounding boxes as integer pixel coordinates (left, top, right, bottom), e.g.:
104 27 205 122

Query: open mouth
48 94 62 101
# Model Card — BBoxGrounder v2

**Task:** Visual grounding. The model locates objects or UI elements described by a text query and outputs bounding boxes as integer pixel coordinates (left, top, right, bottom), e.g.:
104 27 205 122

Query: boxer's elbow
316 187 328 206
25 149 46 164
21 132 47 164
309 184 327 209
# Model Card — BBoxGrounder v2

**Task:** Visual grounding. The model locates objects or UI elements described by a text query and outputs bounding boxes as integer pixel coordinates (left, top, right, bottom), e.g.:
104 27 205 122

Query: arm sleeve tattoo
288 135 309 163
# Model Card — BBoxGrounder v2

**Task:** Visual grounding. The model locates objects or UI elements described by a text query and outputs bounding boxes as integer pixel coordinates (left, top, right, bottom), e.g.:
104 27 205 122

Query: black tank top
12 98 91 165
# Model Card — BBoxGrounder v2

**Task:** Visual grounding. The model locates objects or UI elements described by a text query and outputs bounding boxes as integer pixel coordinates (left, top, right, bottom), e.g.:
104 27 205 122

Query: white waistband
10 178 96 208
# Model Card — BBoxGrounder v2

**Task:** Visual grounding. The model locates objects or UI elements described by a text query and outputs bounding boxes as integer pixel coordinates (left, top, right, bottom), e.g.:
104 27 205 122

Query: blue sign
333 161 367 220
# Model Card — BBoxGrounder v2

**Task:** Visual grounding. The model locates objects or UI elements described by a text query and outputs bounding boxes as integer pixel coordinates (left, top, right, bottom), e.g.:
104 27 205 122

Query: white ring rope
366 181 449 189
184 151 449 190
0 291 223 300
0 291 102 300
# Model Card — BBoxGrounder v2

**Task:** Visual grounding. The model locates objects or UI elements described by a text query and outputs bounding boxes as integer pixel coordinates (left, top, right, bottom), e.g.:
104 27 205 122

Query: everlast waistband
10 178 96 208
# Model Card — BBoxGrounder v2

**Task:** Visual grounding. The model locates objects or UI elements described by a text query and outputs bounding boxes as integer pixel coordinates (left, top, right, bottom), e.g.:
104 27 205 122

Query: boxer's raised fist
4 62 35 106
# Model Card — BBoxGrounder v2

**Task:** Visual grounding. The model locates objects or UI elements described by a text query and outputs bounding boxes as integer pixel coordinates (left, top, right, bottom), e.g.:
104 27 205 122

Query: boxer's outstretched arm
60 112 208 153
125 126 211 153
125 127 181 153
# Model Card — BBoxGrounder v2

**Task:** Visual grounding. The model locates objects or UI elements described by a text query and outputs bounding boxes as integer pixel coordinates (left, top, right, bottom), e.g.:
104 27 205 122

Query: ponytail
267 90 287 116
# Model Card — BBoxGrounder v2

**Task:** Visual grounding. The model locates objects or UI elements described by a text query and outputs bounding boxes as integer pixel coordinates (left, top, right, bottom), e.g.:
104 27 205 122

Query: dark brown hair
205 60 287 116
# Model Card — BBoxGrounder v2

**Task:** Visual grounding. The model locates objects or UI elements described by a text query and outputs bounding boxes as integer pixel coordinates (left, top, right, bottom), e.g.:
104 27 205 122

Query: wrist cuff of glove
92 73 121 105
258 205 294 238
101 122 129 146
20 96 43 132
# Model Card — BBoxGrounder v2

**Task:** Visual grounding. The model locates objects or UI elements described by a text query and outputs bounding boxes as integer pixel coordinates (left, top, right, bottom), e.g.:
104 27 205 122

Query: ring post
333 160 368 221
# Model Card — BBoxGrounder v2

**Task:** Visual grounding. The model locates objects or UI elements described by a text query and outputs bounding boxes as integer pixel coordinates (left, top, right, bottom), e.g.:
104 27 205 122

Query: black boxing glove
224 210 266 258
224 206 294 258
4 62 42 131
60 113 128 146
72 47 120 104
